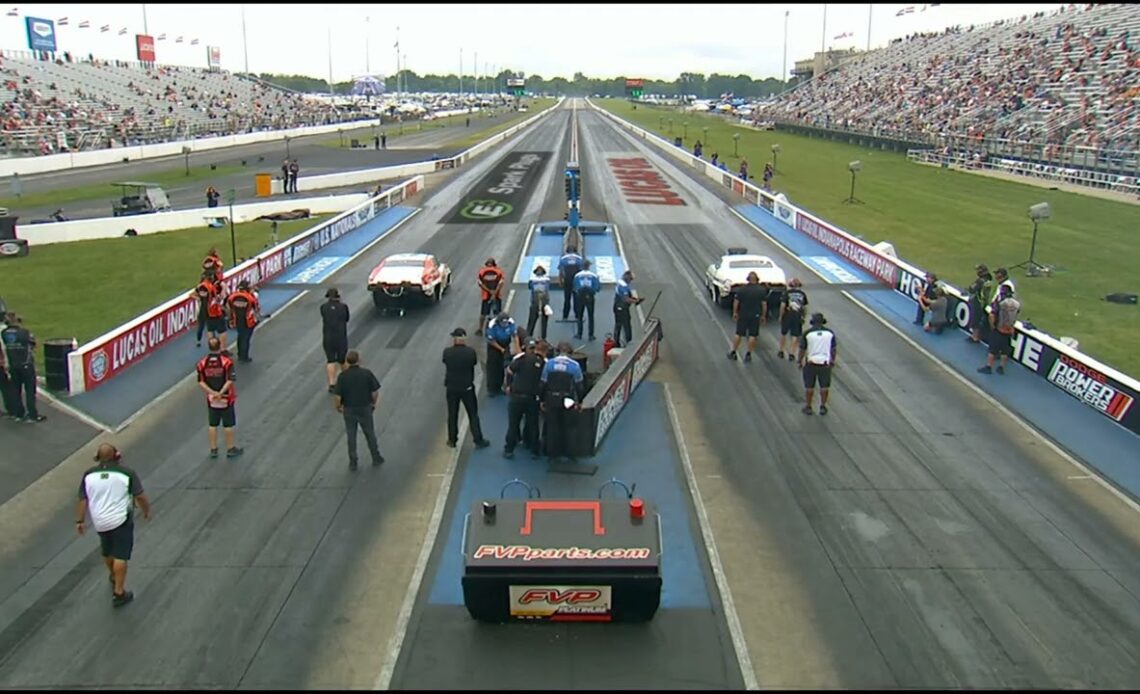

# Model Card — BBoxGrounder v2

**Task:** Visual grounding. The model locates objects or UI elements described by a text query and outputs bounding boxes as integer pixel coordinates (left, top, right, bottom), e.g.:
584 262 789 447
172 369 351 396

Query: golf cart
111 182 172 217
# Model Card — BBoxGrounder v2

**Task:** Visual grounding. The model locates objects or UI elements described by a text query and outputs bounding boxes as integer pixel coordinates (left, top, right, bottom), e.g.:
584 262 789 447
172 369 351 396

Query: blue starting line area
734 203 1140 497
66 205 417 430
512 221 627 285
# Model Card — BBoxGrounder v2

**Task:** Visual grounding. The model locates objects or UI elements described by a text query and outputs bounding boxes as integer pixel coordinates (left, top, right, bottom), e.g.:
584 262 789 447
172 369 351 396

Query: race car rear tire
431 286 442 304
371 291 387 309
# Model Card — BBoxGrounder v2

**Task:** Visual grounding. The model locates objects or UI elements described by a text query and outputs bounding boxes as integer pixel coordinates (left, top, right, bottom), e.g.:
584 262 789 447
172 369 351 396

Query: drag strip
0 108 569 689
575 108 1140 688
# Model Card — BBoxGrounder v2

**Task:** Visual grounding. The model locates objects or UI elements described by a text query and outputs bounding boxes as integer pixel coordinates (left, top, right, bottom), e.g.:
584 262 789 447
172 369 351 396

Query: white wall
18 194 367 245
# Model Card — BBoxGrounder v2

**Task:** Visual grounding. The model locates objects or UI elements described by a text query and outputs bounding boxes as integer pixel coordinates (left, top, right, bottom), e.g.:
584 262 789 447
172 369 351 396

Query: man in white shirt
798 313 838 416
75 443 152 607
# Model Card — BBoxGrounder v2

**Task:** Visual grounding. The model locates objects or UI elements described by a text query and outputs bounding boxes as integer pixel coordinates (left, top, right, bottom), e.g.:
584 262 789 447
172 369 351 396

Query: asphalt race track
0 100 1138 689
8 108 522 222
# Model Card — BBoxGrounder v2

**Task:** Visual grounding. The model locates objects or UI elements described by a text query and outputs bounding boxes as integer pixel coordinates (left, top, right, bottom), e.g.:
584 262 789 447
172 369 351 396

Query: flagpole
459 48 463 97
142 4 148 35
474 51 478 96
866 4 872 51
394 26 400 98
365 16 370 74
328 26 334 96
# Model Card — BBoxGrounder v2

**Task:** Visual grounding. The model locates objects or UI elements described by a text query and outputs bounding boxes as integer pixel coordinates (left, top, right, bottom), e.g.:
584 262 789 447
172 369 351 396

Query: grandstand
0 51 375 157
759 4 1140 176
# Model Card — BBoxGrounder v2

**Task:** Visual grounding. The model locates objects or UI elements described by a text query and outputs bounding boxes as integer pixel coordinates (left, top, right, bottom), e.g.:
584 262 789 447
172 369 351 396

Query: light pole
683 120 688 141
821 4 827 56
866 4 872 51
394 26 400 98
702 126 709 149
459 48 463 97
733 133 740 158
226 188 237 266
142 3 148 35
241 4 250 74
783 10 789 83
365 15 370 73
771 143 781 172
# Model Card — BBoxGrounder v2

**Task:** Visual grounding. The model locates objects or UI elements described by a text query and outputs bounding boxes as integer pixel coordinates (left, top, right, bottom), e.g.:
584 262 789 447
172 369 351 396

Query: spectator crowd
758 4 1140 165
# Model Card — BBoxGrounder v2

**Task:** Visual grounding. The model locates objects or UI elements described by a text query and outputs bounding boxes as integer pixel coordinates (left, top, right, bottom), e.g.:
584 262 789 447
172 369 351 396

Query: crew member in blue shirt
572 260 601 340
540 341 584 463
526 265 552 340
558 245 584 320
612 270 644 348
485 311 518 396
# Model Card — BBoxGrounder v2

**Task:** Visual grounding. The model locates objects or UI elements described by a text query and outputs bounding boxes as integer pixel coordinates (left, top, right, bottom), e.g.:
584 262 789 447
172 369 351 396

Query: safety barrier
277 99 565 195
587 100 1140 438
18 193 369 245
571 318 664 458
0 118 382 177
65 175 424 395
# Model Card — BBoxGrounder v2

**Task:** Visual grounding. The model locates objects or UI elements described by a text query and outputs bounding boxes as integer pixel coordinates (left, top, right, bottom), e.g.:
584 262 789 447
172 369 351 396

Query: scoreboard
625 78 644 99
506 77 526 97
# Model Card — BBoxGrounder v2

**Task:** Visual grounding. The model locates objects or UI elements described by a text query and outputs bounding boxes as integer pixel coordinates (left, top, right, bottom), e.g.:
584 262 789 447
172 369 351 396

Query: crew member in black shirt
320 288 350 393
333 350 384 471
441 328 491 450
728 272 765 363
1 313 44 422
503 338 545 459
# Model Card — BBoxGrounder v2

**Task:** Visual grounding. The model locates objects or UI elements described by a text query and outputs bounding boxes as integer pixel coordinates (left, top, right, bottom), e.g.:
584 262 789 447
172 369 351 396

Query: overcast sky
2 3 1064 82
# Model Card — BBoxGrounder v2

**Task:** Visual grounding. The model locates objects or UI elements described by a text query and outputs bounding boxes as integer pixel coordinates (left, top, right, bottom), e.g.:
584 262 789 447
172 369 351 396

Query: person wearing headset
76 443 152 608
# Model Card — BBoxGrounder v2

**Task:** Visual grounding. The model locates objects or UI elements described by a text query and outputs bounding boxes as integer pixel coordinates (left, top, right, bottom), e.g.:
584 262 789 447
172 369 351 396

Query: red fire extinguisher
602 334 617 369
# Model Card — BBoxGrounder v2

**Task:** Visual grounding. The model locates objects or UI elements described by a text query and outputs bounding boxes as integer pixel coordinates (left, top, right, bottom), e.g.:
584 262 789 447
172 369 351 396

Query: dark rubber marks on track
442 151 551 224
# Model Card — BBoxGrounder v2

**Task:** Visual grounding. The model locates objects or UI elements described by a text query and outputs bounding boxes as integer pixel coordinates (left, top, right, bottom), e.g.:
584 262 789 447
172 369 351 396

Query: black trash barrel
43 338 77 392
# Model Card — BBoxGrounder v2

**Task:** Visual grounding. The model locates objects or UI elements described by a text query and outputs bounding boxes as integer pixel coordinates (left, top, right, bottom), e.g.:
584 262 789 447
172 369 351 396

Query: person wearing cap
915 272 939 326
613 269 644 348
798 312 838 416
75 443 152 608
966 264 994 343
540 342 585 463
485 311 518 396
729 271 766 363
778 278 809 360
475 258 505 336
572 259 601 340
978 283 1020 376
504 337 546 459
226 279 261 363
526 265 552 340
441 328 491 450
320 287 350 393
558 244 585 320
990 267 1015 305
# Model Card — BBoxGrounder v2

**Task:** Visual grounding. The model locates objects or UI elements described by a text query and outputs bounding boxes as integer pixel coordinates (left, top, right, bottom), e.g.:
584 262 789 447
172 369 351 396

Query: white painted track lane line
664 382 759 690
375 288 517 691
728 206 1140 517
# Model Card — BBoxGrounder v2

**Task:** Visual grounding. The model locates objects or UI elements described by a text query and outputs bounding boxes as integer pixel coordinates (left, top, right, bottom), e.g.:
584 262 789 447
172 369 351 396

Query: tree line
255 70 788 98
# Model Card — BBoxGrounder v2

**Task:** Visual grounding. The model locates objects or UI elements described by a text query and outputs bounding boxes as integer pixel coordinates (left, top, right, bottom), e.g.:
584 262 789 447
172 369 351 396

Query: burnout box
461 499 662 623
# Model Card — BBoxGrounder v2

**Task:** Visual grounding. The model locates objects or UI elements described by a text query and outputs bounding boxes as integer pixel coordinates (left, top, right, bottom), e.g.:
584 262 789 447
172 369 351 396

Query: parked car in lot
367 252 452 316
704 247 786 307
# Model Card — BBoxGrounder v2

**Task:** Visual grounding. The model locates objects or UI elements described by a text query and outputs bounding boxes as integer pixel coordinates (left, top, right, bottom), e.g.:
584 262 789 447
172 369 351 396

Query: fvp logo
31 21 52 37
460 200 512 220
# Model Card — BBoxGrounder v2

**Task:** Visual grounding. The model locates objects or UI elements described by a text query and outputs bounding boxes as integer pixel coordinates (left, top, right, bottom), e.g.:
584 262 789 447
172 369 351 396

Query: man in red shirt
196 337 244 459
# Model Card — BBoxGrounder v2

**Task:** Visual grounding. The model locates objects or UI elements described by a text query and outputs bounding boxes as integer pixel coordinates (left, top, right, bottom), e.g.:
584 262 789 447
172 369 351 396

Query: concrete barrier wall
587 99 1140 438
18 194 369 245
272 100 565 194
66 175 424 394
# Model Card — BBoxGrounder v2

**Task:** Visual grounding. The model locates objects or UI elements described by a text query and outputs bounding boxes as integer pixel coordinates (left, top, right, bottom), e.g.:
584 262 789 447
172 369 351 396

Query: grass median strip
1 215 325 373
1 164 248 214
595 98 1140 378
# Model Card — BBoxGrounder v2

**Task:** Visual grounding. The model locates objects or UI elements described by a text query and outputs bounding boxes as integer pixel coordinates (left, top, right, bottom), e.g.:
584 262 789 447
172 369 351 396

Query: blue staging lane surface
65 205 416 429
390 383 743 690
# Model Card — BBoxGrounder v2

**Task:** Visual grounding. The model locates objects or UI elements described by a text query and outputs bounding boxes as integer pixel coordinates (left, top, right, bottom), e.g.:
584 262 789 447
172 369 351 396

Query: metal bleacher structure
759 3 1140 195
0 50 374 157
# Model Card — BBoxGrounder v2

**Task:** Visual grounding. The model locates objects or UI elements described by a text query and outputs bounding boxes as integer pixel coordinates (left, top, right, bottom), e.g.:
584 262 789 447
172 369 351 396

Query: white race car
705 247 787 308
367 253 452 314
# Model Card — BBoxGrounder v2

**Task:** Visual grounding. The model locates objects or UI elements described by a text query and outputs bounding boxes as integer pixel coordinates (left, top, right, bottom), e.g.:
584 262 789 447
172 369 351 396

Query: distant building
791 48 862 84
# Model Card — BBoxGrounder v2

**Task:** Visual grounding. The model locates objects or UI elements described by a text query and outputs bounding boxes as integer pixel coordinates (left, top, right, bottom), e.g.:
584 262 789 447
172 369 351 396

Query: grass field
320 98 558 151
596 99 1140 378
0 215 325 372
1 164 248 213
